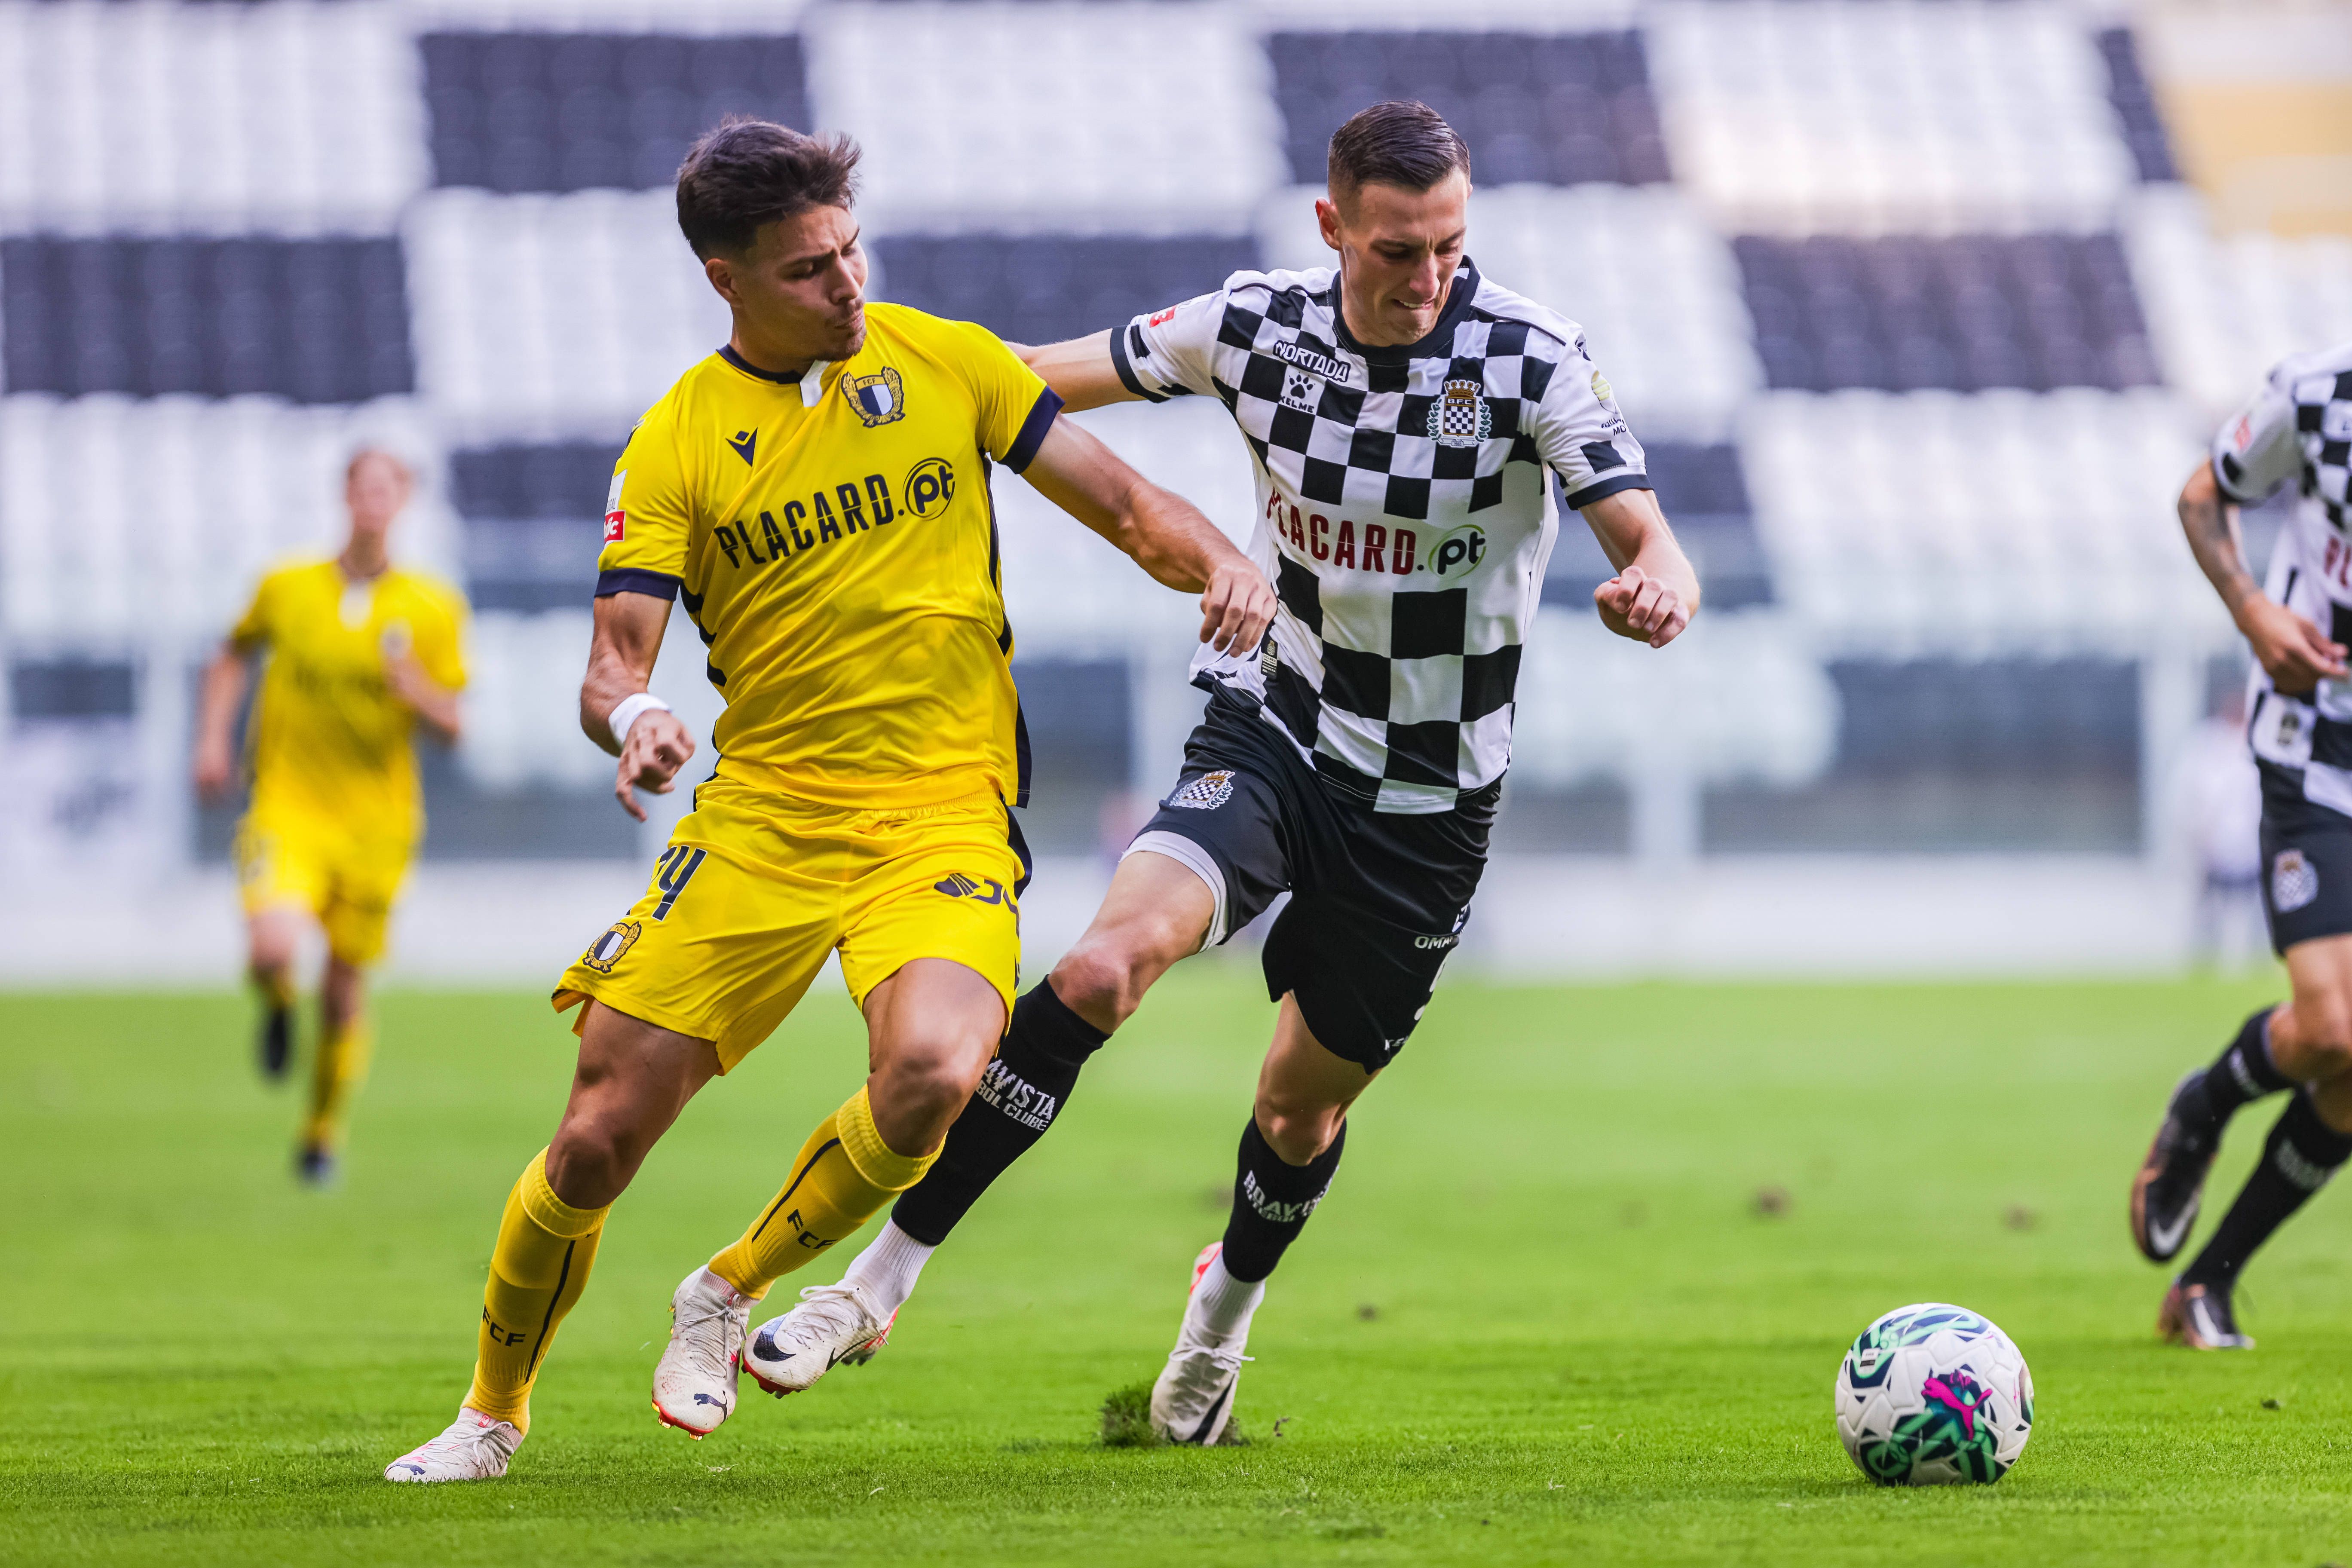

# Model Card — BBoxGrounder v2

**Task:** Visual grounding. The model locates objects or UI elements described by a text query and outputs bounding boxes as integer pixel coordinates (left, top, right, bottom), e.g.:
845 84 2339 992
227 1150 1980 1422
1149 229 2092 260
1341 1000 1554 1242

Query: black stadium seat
1734 233 2160 394
1267 31 1669 189
421 32 812 194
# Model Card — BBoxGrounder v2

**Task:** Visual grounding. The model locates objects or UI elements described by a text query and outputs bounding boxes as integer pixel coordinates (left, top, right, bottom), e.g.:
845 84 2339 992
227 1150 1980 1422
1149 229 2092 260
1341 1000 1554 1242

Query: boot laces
671 1282 747 1371
772 1283 876 1351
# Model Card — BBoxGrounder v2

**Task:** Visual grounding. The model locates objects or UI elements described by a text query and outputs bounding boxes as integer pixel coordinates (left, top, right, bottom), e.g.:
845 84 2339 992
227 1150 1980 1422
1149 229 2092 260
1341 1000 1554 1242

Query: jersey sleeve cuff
1003 386 1064 475
1560 472 1654 511
594 567 681 601
1109 322 1171 404
2211 453 2270 505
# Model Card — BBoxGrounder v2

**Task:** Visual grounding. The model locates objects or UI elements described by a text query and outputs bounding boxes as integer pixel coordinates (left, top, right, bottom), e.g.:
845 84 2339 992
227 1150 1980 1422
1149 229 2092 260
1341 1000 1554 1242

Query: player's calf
2130 1008 2289 1262
2164 1088 2352 1345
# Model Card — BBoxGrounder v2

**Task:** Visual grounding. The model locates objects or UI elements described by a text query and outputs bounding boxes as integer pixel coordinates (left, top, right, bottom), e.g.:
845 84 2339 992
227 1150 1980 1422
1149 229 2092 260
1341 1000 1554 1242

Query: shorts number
651 846 707 921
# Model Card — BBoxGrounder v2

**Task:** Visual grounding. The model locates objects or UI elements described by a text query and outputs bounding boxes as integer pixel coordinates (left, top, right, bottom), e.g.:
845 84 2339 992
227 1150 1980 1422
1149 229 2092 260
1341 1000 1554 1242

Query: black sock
2180 1008 2293 1142
2180 1090 2352 1291
888 979 1109 1246
1219 1116 1347 1283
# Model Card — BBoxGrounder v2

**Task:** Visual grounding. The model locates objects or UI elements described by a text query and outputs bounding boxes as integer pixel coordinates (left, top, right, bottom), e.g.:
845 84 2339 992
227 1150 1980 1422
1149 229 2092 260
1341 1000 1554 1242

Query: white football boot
1149 1243 1256 1446
739 1281 895 1397
650 1267 755 1437
382 1408 522 1482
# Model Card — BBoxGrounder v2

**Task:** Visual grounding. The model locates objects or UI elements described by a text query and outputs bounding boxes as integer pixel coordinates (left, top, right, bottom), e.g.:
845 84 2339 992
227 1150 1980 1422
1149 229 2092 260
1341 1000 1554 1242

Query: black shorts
1128 688 1494 1071
2259 761 2352 954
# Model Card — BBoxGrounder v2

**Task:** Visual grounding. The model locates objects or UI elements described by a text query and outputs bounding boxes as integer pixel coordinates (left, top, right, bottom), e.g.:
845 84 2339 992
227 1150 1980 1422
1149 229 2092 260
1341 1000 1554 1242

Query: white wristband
608 692 671 749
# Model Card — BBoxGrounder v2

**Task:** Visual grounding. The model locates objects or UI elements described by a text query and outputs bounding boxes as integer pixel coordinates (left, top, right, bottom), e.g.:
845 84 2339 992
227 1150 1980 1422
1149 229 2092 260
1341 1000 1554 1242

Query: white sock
693 1265 756 1307
840 1220 934 1317
1190 1252 1266 1344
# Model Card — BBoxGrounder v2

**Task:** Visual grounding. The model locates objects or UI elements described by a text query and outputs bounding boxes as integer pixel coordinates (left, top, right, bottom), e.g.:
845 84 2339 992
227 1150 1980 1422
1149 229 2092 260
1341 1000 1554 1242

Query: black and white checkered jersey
2220 338 2352 811
1112 259 1651 814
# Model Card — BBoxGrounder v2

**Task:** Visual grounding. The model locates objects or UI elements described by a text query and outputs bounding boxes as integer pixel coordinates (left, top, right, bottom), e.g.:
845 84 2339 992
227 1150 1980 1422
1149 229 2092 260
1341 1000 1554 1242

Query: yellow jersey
230 557 470 842
594 303 1060 810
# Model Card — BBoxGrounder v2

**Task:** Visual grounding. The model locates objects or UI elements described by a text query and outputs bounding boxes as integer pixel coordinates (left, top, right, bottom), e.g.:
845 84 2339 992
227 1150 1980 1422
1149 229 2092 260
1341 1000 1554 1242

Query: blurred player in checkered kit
744 101 1700 1442
2134 337 2352 1351
192 449 468 1187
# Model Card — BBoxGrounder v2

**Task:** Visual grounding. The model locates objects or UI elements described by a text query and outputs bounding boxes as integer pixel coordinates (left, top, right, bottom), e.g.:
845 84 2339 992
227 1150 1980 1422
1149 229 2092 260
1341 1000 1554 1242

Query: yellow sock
708 1085 938 1299
465 1150 609 1435
300 1020 373 1152
257 968 296 1012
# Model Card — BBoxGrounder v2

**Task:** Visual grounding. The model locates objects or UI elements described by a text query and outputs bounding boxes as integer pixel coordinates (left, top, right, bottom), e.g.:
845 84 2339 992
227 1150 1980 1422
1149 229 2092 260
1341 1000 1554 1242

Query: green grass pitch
6 968 2352 1565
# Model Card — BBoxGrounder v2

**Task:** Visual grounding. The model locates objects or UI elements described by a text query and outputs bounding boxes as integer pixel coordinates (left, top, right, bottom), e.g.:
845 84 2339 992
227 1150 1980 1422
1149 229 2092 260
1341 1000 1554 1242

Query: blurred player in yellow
380 119 1274 1483
192 449 468 1187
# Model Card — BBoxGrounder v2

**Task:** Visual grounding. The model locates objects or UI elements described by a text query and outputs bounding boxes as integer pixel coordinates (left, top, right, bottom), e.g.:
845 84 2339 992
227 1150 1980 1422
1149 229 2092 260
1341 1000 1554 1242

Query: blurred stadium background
2 0 2348 985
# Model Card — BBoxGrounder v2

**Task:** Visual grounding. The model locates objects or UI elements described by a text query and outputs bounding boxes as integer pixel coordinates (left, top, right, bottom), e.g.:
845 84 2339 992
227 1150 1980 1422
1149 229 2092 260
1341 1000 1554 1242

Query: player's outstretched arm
581 590 698 822
191 643 251 802
1008 331 1140 414
1582 487 1698 649
2179 459 2345 694
382 629 465 747
1020 417 1275 654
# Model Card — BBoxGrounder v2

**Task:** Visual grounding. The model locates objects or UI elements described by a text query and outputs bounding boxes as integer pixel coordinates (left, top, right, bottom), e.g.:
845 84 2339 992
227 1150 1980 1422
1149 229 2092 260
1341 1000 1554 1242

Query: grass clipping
1099 1381 1250 1448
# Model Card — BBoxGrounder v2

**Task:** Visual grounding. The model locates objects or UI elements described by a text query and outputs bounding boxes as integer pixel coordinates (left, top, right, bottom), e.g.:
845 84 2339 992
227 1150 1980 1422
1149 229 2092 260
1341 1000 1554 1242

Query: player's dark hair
1327 101 1471 206
675 117 861 260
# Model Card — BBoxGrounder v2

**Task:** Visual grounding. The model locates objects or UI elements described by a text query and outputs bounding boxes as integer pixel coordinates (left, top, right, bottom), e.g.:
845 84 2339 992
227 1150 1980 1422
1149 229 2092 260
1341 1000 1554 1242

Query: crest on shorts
1169 770 1236 811
582 919 641 973
1429 379 1490 448
2275 849 2321 914
843 367 906 427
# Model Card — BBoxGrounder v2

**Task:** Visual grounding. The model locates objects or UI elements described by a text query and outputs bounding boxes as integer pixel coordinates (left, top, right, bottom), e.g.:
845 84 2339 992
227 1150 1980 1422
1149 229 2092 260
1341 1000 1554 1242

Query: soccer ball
1834 1303 2034 1485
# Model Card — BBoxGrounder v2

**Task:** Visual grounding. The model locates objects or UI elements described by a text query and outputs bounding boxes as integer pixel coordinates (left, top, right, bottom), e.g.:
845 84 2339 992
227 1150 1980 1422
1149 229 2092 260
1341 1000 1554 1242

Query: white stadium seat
2127 185 2352 419
0 0 423 236
1741 387 2222 654
1645 0 2135 233
810 3 1287 234
0 393 452 644
404 188 728 442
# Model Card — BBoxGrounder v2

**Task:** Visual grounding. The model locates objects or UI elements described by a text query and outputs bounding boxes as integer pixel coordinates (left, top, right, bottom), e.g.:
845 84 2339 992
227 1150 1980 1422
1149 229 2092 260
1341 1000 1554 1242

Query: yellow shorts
553 779 1029 1073
234 810 412 966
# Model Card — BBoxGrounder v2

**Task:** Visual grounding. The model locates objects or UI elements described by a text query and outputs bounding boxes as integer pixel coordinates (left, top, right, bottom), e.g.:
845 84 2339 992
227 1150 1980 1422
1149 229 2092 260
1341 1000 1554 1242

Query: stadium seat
873 235 1262 356
2125 185 2352 416
1265 29 1669 188
0 392 453 644
1733 233 2160 395
2 236 414 403
1645 1 2135 230
2095 28 2183 185
404 188 726 438
1740 387 2218 646
815 3 1286 231
0 0 422 237
448 440 624 613
420 31 811 194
